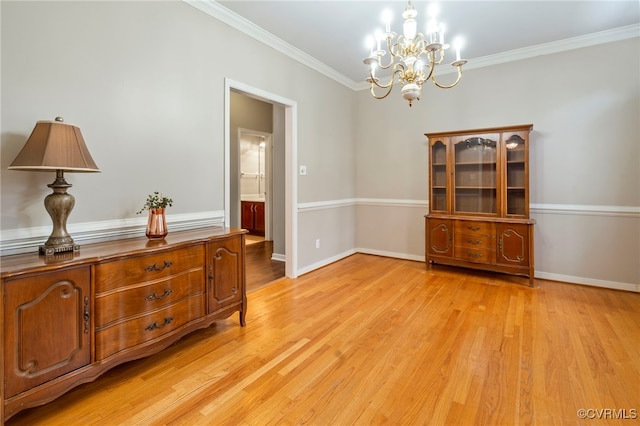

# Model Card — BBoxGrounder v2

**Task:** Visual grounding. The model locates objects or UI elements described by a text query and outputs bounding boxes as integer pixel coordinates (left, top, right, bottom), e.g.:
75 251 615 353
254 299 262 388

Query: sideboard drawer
455 220 496 236
95 269 205 327
454 233 495 250
454 246 496 264
95 245 205 292
95 295 205 361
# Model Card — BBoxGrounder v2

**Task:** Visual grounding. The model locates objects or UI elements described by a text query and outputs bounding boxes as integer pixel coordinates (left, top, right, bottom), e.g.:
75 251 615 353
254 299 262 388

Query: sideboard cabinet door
207 235 246 325
3 266 91 398
497 223 531 268
426 218 453 259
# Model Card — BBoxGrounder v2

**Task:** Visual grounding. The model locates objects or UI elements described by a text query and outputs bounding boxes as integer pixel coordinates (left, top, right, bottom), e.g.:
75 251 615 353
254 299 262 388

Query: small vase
146 208 168 239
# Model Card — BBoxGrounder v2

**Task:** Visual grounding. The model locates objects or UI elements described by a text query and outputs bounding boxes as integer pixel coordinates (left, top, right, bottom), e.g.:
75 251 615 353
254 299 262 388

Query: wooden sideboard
0 227 246 423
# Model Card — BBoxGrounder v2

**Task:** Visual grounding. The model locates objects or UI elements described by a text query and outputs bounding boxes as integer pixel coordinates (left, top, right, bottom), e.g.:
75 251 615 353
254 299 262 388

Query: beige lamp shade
9 118 100 172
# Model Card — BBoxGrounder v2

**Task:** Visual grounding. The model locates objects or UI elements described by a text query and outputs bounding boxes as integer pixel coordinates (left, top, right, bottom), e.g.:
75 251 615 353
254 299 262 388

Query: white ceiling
214 0 639 85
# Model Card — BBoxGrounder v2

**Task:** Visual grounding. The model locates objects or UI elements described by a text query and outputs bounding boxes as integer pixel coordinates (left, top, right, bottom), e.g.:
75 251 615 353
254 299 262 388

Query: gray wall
1 1 638 290
1 0 356 271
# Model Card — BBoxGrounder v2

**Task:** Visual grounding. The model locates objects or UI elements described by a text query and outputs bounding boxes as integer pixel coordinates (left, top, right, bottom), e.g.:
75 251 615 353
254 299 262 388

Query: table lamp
9 117 100 255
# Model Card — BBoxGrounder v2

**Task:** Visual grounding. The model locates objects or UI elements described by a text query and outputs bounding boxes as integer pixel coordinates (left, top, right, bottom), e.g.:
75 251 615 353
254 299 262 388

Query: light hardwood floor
7 254 639 425
245 239 286 293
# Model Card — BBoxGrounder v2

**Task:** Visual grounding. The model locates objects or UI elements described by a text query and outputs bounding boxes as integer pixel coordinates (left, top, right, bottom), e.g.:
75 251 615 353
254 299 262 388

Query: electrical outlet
299 165 307 175
315 239 320 249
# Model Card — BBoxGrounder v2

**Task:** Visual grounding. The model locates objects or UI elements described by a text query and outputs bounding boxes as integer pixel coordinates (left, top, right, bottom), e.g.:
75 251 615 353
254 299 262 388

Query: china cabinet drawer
455 220 495 236
455 246 496 264
95 295 206 361
95 245 205 292
95 269 205 327
454 233 495 249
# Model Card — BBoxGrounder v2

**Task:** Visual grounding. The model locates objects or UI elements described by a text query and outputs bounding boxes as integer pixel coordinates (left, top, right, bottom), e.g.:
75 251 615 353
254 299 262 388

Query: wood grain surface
7 254 639 425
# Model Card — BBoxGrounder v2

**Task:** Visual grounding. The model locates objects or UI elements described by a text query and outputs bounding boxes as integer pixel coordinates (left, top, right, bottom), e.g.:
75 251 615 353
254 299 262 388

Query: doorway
225 78 298 279
239 129 272 241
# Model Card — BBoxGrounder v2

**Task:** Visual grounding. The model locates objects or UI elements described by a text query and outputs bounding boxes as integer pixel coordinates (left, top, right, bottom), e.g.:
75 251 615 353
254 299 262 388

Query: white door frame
224 78 297 278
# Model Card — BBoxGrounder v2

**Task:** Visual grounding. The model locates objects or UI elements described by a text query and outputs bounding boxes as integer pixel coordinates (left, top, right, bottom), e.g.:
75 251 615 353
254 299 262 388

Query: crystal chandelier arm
430 64 463 89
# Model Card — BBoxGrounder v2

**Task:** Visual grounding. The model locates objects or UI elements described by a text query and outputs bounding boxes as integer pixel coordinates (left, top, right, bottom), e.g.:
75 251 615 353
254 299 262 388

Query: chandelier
363 1 467 106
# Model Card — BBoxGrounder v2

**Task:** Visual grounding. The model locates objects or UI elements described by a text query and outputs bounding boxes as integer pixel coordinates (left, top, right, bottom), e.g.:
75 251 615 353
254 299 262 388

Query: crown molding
183 0 359 90
184 1 638 93
460 23 640 72
0 211 225 256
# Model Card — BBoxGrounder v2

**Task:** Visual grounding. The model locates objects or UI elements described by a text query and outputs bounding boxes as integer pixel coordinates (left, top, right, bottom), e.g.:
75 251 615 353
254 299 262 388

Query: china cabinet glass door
430 140 448 213
504 133 527 216
453 135 498 215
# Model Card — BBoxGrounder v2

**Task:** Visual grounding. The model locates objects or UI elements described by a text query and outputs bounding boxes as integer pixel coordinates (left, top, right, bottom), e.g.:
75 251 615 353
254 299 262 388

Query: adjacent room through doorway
228 85 292 290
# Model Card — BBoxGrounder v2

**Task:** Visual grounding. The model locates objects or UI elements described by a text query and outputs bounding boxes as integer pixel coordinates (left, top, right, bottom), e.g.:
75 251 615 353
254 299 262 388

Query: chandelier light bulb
375 29 386 51
453 37 464 61
365 35 375 55
381 9 392 33
428 3 439 18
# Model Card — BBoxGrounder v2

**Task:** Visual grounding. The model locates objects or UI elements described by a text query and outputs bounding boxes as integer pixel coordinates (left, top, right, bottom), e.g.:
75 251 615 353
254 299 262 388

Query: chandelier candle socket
364 1 467 106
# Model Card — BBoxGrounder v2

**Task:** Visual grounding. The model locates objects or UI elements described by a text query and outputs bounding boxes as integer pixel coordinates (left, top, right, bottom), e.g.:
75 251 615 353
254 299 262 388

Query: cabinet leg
239 309 247 327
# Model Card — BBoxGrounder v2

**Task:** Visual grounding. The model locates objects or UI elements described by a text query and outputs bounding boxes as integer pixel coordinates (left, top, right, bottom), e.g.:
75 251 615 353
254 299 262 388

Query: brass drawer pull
466 225 481 231
145 317 174 331
145 288 173 301
467 239 482 245
145 260 173 272
83 296 90 334
467 252 484 258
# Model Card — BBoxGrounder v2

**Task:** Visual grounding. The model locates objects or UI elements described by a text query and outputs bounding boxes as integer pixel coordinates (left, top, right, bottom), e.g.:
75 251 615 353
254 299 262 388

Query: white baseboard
271 253 286 262
296 251 639 293
296 249 357 276
356 248 425 262
534 271 640 293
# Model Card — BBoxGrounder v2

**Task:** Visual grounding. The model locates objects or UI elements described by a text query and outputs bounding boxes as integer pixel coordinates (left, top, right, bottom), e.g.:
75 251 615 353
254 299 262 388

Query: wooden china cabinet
425 124 535 286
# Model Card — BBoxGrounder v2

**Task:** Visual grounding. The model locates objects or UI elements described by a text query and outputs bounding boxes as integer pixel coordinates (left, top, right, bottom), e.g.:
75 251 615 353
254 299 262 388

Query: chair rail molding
0 211 225 256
